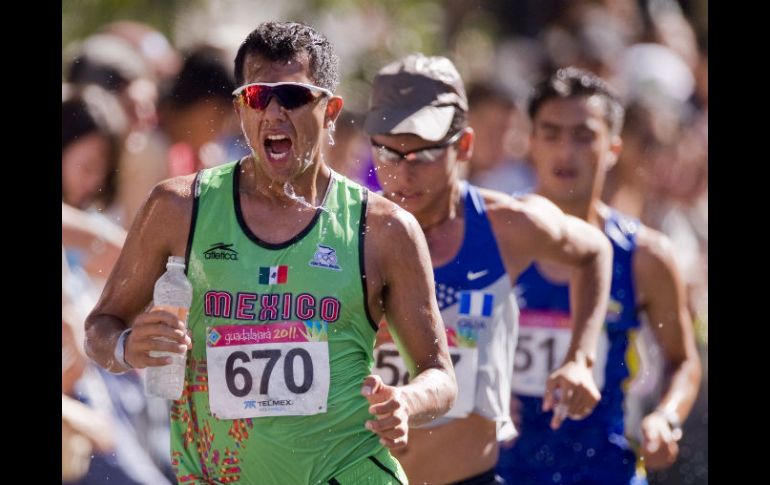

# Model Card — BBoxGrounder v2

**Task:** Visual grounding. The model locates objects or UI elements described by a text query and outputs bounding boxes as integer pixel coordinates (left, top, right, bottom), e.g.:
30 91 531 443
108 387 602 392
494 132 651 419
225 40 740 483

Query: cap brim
364 105 454 142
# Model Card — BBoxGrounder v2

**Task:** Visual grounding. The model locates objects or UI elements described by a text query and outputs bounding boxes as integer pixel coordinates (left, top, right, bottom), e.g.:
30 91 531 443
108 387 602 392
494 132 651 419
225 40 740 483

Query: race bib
206 321 330 419
373 327 478 419
510 310 608 396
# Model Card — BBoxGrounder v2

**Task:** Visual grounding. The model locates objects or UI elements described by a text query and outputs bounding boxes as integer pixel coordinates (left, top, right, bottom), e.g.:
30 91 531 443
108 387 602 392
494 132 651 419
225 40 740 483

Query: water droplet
573 442 583 452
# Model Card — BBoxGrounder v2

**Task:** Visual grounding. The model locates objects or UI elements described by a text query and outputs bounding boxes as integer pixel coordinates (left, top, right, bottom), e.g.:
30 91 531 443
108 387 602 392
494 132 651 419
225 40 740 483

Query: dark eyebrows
537 120 597 134
536 121 563 133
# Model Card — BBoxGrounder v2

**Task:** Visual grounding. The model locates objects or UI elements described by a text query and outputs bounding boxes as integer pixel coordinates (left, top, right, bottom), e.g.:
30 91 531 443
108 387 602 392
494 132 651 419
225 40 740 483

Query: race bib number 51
511 310 608 396
206 322 330 419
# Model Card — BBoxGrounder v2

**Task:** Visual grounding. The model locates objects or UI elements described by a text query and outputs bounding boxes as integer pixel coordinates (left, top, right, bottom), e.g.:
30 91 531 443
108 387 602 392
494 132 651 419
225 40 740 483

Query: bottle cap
167 255 186 268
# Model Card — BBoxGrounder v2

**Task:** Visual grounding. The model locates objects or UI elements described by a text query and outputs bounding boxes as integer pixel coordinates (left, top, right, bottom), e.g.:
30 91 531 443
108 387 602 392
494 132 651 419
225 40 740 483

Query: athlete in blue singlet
499 210 645 483
496 67 702 484
365 54 614 485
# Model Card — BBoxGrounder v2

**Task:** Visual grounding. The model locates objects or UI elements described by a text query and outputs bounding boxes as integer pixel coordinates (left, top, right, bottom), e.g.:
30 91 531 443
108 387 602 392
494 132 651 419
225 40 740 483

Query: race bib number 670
206 322 330 419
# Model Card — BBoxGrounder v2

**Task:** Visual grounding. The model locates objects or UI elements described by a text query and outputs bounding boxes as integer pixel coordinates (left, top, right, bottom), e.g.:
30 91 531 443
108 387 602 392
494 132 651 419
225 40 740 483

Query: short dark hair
162 45 235 109
233 21 339 92
529 67 625 136
467 81 519 111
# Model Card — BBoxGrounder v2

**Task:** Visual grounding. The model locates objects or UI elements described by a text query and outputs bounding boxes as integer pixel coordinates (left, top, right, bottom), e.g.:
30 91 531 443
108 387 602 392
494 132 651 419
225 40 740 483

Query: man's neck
240 156 331 208
416 181 462 233
537 188 602 227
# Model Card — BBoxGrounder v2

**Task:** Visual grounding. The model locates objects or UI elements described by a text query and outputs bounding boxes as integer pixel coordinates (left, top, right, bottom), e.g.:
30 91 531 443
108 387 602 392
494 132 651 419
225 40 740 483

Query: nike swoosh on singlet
466 269 489 280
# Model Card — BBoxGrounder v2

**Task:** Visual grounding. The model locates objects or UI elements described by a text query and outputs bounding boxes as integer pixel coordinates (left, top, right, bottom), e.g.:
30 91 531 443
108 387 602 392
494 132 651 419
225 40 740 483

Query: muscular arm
635 227 702 468
486 192 612 424
84 176 194 373
364 194 457 432
488 192 612 369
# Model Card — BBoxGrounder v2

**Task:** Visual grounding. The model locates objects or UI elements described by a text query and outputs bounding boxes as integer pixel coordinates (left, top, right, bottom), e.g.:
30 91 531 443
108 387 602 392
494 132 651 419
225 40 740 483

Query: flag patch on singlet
259 265 288 284
458 291 494 317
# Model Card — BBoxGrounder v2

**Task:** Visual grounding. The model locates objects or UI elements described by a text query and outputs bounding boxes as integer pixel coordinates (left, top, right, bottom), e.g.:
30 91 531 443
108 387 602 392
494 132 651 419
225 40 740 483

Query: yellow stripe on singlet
623 329 649 478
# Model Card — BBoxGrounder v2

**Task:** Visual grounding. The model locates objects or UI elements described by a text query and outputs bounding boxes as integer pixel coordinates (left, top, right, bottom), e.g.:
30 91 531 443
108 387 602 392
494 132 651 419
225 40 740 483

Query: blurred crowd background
61 1 707 483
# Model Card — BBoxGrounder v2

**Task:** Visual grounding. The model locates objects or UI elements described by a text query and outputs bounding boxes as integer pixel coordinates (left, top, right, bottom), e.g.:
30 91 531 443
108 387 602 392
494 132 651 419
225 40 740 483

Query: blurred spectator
101 20 182 83
66 33 157 133
62 394 114 482
646 1 700 71
62 84 128 226
613 43 695 108
542 2 630 79
63 365 175 485
465 80 535 194
63 230 174 485
117 45 237 227
603 98 677 221
62 202 126 284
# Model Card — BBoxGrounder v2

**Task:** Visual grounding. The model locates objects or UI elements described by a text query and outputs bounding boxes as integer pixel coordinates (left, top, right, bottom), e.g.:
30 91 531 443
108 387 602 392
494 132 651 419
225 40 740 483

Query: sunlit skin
528 94 702 472
84 49 457 457
372 125 613 484
62 133 111 209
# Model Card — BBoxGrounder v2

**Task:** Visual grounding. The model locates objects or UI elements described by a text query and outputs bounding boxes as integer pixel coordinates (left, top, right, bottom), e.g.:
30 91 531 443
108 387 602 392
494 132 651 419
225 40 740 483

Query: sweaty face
62 133 111 209
530 95 616 204
371 132 459 216
235 53 332 183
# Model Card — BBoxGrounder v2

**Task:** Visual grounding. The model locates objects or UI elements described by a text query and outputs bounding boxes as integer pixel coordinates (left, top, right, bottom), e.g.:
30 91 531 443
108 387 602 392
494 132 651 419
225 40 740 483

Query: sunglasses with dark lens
371 130 465 165
232 82 333 111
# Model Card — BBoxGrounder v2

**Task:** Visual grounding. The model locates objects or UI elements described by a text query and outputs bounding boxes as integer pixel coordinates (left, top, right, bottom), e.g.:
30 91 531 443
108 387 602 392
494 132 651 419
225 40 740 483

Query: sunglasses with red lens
232 82 333 111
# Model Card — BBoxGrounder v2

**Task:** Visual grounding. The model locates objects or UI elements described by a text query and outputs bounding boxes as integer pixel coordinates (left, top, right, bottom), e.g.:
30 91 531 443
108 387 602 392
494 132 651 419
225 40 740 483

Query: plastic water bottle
145 256 192 400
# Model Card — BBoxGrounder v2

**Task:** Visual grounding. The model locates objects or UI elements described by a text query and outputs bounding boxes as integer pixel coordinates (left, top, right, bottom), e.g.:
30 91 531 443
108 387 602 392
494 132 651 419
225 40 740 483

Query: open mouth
553 168 578 179
263 134 293 163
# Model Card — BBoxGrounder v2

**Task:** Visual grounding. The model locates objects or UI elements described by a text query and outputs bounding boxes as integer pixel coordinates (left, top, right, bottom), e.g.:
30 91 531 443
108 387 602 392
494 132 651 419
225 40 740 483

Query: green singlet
169 160 406 485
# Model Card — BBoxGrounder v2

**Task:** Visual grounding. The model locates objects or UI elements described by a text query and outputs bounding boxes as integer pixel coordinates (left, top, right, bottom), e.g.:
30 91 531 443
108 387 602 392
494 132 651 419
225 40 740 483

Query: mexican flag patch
259 265 288 284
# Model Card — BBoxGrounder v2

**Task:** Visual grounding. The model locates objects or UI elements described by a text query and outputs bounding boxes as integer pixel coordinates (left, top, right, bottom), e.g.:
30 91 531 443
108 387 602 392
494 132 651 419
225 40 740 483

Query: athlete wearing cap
365 53 613 485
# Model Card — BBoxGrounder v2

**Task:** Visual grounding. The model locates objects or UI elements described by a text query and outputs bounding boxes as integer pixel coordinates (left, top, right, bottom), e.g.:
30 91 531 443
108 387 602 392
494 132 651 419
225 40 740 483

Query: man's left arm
634 228 702 470
361 197 458 450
